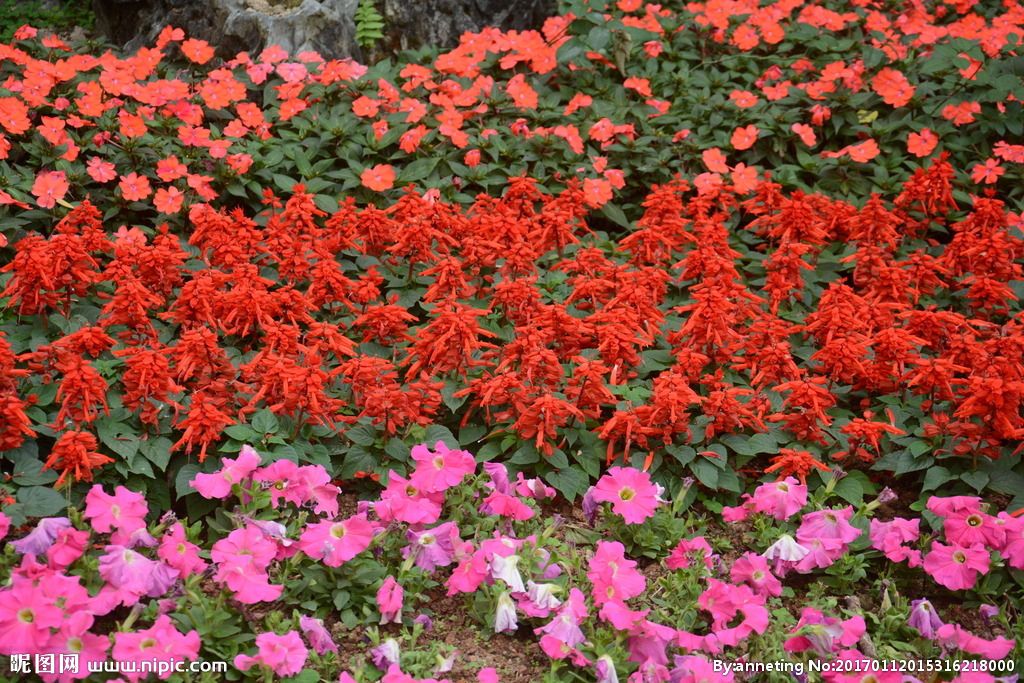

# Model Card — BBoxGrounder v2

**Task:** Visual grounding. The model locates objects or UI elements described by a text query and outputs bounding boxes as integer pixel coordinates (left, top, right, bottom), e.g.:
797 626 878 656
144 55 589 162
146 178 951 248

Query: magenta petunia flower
11 517 72 556
299 615 337 655
98 546 179 606
298 514 375 567
235 631 309 677
404 522 459 573
377 576 404 625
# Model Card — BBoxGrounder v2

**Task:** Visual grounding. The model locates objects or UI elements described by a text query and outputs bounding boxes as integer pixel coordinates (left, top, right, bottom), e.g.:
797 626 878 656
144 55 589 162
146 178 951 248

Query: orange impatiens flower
582 177 613 208
872 67 915 107
31 171 69 208
907 129 938 157
729 90 759 108
792 123 817 147
181 38 215 65
506 74 539 109
119 173 153 201
970 158 1004 184
361 164 396 192
43 430 114 487
731 125 759 150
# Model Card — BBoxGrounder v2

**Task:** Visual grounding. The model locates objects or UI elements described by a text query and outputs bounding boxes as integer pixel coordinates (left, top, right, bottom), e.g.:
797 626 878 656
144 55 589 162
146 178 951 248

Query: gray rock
92 0 362 60
91 0 556 60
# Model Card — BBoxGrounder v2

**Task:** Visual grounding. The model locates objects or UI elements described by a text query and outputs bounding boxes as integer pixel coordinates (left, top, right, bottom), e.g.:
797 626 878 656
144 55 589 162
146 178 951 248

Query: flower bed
1 0 1024 679
1 442 1021 681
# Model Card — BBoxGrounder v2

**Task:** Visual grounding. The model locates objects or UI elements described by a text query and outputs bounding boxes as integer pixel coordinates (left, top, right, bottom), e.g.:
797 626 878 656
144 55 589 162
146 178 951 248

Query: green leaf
423 424 458 449
690 459 719 489
251 409 280 434
960 471 990 492
544 465 590 501
922 466 954 492
720 432 778 456
400 157 440 183
175 464 203 498
17 486 68 518
346 423 377 447
339 446 377 478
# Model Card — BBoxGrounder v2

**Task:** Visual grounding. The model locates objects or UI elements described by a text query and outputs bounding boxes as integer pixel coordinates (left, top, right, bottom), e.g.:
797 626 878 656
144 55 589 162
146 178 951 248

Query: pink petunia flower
111 615 200 681
298 514 375 567
923 542 990 591
157 523 207 578
235 631 309 677
589 467 662 524
210 524 282 603
730 552 782 597
665 536 714 571
409 441 477 492
191 445 262 499
869 517 921 566
588 541 645 606
84 486 148 543
749 477 808 521
299 615 337 655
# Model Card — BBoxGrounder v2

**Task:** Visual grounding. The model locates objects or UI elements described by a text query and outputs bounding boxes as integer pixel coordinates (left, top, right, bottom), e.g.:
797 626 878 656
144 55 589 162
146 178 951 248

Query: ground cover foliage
0 0 1024 679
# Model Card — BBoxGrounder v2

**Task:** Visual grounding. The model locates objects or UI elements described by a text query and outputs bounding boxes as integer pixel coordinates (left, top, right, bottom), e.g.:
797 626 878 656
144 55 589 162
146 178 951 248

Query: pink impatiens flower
235 631 309 677
923 542 990 591
750 477 808 521
589 467 663 524
298 514 375 567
